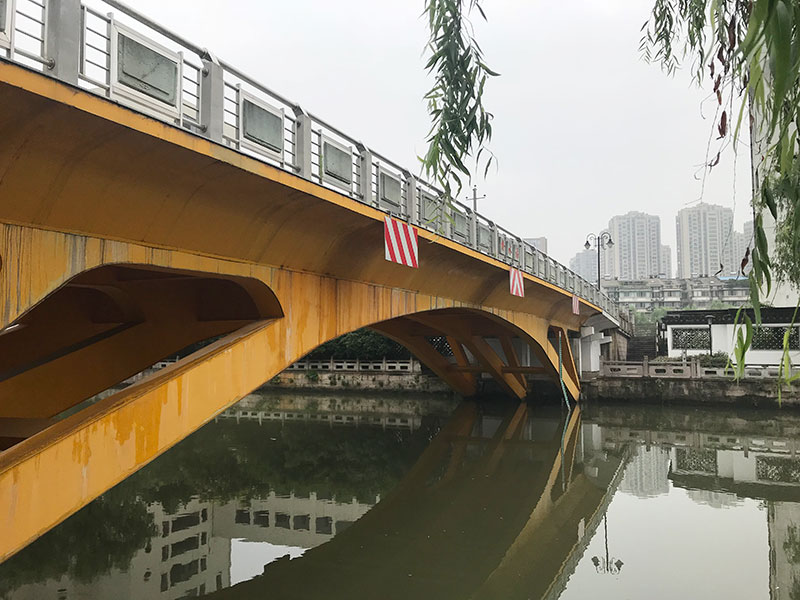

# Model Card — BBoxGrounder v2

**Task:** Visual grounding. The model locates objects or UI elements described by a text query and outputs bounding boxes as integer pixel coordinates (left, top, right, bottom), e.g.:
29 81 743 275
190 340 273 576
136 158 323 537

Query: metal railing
0 0 624 324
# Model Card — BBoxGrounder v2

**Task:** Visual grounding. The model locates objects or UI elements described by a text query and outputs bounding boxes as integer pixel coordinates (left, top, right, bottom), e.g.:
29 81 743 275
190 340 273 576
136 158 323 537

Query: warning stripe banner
384 216 419 268
510 268 524 297
572 294 580 315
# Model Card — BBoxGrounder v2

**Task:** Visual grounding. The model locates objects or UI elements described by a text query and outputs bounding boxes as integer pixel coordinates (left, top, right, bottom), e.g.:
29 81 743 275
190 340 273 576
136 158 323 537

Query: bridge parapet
0 0 623 324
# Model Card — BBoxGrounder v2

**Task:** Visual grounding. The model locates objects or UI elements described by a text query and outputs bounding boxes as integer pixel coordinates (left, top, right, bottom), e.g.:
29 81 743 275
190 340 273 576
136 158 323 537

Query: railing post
642 355 649 377
445 205 454 239
44 0 81 84
470 210 478 249
356 142 374 205
292 107 313 180
403 171 418 223
199 50 224 142
491 222 499 257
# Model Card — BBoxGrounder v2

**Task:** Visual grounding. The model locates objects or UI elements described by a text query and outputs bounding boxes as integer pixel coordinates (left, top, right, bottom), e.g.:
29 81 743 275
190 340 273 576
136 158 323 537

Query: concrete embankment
582 376 800 408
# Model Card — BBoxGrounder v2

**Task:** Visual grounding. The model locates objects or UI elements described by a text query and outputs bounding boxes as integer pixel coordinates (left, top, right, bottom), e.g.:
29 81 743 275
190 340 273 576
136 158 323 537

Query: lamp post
467 185 486 248
705 314 714 356
591 514 624 575
585 232 614 290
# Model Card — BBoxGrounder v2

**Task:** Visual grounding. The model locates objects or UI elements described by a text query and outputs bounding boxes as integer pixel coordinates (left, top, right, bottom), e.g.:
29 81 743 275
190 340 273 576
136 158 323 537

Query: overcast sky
120 0 752 268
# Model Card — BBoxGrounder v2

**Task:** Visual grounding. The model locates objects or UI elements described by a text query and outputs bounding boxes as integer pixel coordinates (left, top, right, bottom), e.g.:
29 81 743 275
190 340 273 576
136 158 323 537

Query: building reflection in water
4 397 800 599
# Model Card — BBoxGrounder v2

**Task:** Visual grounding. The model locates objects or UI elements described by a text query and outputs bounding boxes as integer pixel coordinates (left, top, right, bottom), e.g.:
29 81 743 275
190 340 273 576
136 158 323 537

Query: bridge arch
370 308 577 400
0 263 282 420
0 224 583 563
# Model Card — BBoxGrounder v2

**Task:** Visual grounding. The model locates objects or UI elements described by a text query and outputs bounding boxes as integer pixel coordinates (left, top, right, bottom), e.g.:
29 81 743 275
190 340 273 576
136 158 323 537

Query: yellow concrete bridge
0 0 623 562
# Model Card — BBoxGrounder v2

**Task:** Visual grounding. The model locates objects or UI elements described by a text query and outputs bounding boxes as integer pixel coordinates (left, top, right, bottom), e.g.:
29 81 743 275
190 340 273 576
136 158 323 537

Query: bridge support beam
499 335 527 390
370 320 477 398
446 336 477 391
407 313 528 400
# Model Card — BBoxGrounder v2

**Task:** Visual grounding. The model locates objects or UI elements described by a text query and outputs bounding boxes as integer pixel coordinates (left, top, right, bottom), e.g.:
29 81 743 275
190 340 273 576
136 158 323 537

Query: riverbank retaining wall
582 376 800 408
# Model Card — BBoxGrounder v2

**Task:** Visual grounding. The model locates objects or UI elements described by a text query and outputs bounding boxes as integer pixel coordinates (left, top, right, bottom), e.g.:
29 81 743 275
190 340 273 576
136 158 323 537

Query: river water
2 390 799 599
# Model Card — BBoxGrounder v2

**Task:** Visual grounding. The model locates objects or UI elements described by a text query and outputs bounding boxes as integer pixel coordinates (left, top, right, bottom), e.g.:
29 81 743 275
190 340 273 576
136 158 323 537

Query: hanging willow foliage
421 0 498 205
642 0 800 388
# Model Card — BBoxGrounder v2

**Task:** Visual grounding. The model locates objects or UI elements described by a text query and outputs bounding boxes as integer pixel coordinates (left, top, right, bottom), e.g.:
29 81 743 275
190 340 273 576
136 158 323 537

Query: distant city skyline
569 205 753 284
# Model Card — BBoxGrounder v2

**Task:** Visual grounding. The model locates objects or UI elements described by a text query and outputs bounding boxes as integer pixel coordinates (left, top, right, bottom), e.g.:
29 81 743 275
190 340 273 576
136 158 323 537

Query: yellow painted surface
0 222 581 561
0 61 599 332
0 61 595 561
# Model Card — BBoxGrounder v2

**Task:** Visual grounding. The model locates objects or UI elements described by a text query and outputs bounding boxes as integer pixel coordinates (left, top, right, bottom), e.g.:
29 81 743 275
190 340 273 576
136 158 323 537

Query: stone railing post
642 355 649 377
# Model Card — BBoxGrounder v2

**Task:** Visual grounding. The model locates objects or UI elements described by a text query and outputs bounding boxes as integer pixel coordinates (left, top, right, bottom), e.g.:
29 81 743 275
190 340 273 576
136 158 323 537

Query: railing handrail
0 0 625 326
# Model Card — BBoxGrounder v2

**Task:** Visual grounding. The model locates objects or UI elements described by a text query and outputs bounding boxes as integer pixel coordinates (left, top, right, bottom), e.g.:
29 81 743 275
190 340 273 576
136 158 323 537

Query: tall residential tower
676 202 737 278
604 211 663 280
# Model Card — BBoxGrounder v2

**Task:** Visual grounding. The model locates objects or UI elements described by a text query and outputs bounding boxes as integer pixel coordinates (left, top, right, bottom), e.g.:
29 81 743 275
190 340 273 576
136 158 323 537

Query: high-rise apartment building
523 237 548 254
569 248 598 284
659 245 672 278
603 212 663 280
676 202 737 278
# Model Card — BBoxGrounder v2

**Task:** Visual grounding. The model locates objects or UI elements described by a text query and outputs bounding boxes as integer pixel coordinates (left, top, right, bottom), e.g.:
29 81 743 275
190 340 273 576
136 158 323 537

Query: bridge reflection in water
4 395 800 599
209 401 613 600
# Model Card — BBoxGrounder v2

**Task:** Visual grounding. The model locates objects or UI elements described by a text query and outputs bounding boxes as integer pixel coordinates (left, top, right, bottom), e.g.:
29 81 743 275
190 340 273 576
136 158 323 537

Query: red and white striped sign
572 294 580 315
510 268 524 297
384 216 418 268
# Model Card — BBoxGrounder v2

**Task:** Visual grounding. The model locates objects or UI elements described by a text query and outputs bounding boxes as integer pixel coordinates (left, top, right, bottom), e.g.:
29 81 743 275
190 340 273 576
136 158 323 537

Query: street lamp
705 314 714 356
585 232 614 290
592 514 624 576
467 185 486 247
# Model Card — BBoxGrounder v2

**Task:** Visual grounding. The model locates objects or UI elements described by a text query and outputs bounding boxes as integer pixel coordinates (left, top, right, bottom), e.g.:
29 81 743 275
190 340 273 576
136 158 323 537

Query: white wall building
663 308 800 366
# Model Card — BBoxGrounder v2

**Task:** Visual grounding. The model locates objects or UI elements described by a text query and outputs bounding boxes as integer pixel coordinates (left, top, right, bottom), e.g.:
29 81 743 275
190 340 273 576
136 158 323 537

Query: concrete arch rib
0 264 282 420
370 308 580 401
0 223 584 564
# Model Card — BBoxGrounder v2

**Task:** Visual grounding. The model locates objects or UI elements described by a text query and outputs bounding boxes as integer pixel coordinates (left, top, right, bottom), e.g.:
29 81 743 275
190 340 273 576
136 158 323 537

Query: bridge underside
0 60 593 562
0 224 580 562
